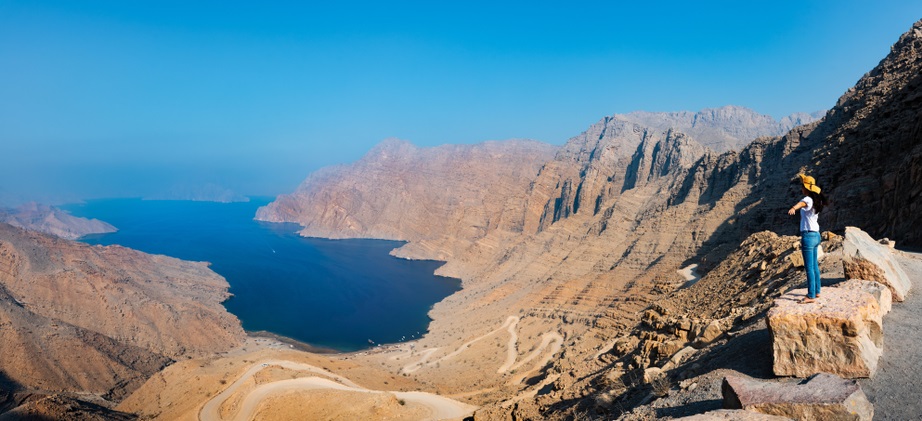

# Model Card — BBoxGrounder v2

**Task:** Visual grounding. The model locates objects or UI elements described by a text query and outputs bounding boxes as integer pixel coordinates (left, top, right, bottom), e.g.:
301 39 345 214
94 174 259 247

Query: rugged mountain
490 18 922 419
249 19 922 421
256 138 559 260
0 222 245 403
612 106 823 153
0 202 116 240
254 111 812 408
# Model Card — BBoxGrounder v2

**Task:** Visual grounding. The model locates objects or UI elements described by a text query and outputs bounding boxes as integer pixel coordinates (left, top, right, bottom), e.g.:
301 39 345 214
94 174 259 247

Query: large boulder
767 288 883 378
834 279 893 315
675 409 792 420
722 373 873 420
843 226 912 301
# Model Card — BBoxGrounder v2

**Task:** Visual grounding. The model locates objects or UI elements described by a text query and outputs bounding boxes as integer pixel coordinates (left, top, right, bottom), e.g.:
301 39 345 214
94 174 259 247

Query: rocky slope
0 202 116 240
613 106 823 154
485 18 922 419
252 113 824 411
247 18 922 421
256 138 559 260
0 222 245 405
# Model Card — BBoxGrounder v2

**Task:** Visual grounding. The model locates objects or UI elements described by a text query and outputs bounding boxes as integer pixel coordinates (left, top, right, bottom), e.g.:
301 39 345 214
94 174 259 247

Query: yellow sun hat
798 174 822 194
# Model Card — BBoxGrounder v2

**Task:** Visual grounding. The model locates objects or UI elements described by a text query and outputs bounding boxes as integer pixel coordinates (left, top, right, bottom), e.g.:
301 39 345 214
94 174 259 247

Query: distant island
144 182 250 203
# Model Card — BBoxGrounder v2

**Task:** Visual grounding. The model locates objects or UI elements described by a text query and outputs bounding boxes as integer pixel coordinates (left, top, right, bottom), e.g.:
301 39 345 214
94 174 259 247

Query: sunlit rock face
0 202 116 240
0 223 244 399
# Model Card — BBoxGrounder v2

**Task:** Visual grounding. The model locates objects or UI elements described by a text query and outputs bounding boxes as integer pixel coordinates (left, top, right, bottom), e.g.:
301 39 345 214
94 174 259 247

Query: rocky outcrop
615 106 823 153
0 394 136 421
0 222 245 400
722 373 873 421
843 226 912 301
0 202 115 240
767 288 883 378
256 139 558 260
836 279 893 315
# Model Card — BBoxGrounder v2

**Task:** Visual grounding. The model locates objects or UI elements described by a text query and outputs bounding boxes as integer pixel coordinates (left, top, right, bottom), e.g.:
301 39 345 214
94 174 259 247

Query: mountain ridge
0 202 116 240
612 105 824 153
248 19 922 420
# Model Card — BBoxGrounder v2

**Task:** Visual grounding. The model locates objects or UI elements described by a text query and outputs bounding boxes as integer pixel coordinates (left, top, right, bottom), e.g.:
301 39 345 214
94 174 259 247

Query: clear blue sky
1 1 920 204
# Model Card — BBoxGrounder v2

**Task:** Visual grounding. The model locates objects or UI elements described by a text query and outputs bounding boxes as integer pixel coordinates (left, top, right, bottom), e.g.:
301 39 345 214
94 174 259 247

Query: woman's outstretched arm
787 201 807 215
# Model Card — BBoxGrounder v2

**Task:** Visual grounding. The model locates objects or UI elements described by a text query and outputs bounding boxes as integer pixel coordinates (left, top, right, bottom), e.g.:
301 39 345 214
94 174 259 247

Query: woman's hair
807 190 829 213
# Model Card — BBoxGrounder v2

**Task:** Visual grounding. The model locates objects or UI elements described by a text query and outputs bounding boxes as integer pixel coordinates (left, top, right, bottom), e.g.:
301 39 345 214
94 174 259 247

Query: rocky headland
0 222 244 414
0 202 116 240
255 138 559 261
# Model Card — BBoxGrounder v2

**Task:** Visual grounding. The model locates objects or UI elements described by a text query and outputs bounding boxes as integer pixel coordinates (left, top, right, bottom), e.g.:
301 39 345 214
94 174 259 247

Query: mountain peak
611 106 823 153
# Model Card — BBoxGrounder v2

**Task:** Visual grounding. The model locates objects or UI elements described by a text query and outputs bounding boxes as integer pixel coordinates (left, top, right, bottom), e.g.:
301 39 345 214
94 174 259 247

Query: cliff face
0 203 116 240
0 223 245 400
809 22 922 246
523 120 708 234
673 19 922 257
256 138 559 260
613 106 823 153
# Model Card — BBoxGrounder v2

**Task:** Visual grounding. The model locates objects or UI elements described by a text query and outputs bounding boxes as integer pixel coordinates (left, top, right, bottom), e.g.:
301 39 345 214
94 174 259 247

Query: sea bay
64 197 461 352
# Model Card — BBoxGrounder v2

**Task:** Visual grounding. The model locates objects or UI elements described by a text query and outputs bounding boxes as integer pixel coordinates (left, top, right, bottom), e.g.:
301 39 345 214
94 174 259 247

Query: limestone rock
835 279 893 315
878 238 896 248
643 366 664 383
786 252 804 268
675 409 793 420
767 288 883 378
694 319 726 346
661 346 697 371
722 373 873 421
843 226 912 301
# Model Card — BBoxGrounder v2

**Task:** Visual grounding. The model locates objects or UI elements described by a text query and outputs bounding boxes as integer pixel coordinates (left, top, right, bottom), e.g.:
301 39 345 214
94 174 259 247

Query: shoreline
246 331 341 354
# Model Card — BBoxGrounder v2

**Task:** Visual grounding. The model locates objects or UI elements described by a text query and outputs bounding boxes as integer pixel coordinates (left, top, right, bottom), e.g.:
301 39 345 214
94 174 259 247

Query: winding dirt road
199 359 477 421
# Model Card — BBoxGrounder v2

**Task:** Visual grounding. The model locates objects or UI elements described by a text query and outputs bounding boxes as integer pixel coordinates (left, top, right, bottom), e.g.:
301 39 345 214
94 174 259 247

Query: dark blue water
63 198 461 352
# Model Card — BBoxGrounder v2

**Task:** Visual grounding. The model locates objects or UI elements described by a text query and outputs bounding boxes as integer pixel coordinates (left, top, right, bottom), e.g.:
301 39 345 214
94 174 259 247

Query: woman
787 174 828 303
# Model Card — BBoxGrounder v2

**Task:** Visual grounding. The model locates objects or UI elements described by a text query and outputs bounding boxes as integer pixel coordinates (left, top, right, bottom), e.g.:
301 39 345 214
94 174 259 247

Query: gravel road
860 250 922 421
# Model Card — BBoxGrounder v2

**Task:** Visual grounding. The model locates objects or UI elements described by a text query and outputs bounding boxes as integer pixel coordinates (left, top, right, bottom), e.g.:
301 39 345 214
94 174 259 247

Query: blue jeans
801 231 821 298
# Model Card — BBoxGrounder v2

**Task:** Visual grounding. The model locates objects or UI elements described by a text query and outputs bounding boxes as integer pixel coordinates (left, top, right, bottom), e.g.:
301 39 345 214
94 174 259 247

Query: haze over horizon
2 1 920 205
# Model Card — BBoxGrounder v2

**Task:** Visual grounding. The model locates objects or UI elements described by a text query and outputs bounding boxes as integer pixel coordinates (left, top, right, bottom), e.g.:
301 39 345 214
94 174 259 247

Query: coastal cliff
0 202 116 240
0 222 245 404
256 138 559 261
